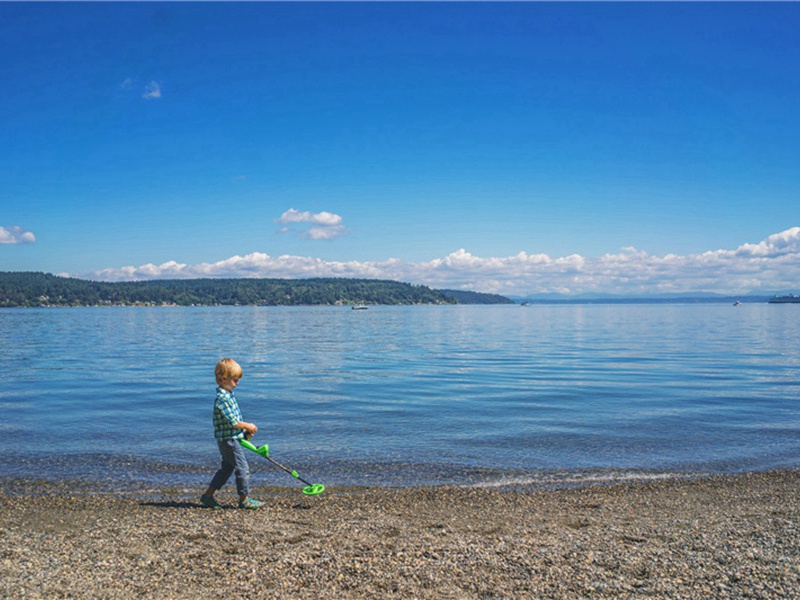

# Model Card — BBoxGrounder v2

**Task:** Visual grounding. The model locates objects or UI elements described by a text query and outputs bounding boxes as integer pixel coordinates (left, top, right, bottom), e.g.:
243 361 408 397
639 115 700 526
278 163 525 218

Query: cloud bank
0 226 36 245
80 227 800 296
276 208 347 240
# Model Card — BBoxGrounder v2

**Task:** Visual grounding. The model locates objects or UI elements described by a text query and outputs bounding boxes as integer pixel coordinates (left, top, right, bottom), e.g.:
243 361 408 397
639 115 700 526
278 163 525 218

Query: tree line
0 272 511 307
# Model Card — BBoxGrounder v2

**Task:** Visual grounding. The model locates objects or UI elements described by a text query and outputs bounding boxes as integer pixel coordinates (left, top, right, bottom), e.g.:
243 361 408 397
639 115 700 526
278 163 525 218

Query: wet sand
2 470 798 598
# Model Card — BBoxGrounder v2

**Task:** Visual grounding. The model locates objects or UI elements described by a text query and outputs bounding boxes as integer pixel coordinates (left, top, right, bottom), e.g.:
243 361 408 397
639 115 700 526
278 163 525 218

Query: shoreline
0 467 782 502
2 470 798 598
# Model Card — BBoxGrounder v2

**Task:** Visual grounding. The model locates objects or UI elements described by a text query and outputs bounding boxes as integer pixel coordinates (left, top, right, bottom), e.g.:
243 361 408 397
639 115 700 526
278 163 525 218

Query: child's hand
243 422 258 438
235 420 258 439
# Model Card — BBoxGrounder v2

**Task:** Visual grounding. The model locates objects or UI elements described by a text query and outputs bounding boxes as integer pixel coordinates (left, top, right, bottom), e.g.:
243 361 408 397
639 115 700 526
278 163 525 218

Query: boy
200 358 264 509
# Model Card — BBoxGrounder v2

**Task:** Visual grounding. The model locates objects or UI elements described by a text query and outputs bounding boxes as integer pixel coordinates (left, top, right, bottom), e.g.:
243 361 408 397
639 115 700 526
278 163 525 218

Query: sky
2 1 799 296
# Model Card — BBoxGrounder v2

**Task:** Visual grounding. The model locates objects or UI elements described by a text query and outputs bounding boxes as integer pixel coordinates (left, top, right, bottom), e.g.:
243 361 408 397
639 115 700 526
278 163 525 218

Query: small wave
465 470 693 490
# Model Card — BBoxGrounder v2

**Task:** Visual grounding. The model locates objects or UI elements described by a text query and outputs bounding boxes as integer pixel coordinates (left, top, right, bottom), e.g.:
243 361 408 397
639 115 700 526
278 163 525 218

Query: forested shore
0 272 512 307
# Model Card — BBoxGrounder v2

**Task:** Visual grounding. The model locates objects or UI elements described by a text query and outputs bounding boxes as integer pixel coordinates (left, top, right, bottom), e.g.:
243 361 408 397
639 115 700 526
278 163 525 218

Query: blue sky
2 2 799 295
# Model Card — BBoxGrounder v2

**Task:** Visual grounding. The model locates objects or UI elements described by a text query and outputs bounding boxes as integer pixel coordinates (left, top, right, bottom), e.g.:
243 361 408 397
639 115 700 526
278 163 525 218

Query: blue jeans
209 438 250 497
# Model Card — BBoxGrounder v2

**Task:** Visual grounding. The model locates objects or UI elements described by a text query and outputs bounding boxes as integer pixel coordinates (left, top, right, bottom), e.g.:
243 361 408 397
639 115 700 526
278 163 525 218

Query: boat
733 301 741 306
768 295 800 304
351 304 368 310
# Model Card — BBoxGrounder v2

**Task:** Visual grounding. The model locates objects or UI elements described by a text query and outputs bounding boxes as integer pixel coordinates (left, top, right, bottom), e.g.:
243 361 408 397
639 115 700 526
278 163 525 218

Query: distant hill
439 289 515 304
0 272 510 307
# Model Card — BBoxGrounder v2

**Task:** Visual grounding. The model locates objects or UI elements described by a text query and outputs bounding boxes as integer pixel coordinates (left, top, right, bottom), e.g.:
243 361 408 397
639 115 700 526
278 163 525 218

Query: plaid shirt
213 387 244 441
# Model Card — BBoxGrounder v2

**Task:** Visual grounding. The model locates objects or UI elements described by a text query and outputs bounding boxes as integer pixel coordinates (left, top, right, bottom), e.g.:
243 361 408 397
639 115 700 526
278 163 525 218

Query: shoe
200 494 221 509
238 497 264 510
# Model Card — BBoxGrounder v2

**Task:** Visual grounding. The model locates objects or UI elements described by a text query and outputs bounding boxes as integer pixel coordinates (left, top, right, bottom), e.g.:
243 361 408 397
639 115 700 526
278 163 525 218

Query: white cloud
305 226 345 240
142 81 162 99
0 226 35 245
276 208 346 240
80 227 800 296
120 78 163 99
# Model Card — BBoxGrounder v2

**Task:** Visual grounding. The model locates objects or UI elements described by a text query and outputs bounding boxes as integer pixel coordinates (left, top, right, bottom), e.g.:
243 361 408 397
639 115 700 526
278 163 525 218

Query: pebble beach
2 470 798 599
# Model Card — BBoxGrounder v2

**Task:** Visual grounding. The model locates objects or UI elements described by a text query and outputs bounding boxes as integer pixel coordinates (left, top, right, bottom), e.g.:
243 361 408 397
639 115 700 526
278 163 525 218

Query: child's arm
216 394 258 438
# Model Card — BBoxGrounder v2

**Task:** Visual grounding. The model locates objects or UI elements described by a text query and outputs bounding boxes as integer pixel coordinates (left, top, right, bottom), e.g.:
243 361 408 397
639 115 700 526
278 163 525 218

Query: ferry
768 295 800 304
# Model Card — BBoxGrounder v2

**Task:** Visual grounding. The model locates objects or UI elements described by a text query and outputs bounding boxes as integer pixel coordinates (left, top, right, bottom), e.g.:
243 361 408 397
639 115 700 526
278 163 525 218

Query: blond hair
215 358 243 385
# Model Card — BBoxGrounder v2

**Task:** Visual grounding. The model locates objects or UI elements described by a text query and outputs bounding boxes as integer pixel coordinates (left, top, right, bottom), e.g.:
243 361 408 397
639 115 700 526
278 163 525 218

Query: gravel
2 470 799 599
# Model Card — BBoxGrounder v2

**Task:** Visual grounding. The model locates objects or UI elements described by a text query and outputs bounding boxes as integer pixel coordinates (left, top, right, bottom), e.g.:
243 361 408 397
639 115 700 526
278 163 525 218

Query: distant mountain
0 271 511 307
510 292 775 304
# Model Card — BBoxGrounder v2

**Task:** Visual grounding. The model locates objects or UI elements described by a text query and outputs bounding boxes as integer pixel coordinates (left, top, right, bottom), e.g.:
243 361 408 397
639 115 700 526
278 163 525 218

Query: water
2 304 798 491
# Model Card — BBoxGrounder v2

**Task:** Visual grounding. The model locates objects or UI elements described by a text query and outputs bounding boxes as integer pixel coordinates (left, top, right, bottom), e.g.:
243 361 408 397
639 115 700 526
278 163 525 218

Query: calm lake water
2 304 798 492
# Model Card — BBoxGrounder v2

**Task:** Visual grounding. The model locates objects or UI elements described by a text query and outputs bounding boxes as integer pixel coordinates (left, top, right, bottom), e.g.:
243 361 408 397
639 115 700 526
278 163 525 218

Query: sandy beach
2 470 798 599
